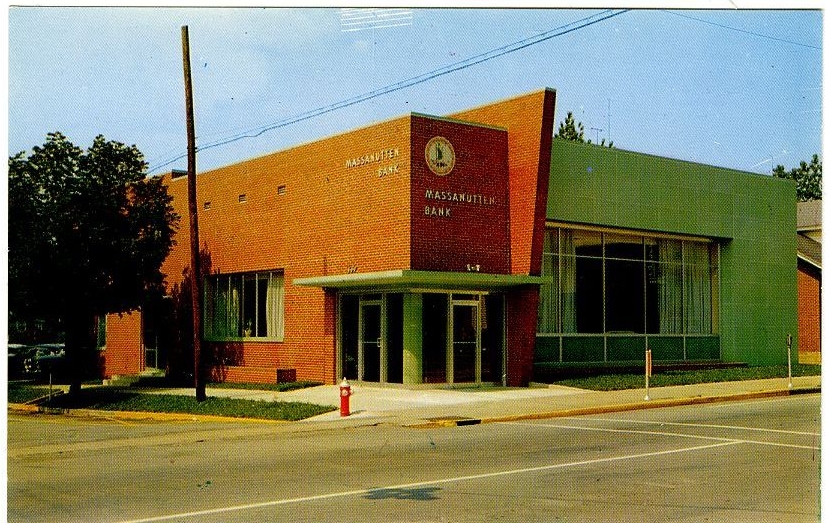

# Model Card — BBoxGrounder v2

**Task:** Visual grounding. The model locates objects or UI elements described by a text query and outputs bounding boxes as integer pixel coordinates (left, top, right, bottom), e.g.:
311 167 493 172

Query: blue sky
7 7 824 176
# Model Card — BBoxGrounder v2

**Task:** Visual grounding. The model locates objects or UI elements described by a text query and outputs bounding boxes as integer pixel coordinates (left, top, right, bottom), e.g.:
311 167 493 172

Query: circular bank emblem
425 136 456 176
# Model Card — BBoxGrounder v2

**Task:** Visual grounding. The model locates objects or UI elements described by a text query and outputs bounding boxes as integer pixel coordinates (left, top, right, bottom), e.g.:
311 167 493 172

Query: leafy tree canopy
9 132 179 389
555 111 614 148
772 154 822 202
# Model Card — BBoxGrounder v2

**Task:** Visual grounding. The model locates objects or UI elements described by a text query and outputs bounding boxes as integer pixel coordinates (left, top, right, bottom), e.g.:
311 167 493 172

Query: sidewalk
286 375 822 427
140 375 821 428
10 376 820 429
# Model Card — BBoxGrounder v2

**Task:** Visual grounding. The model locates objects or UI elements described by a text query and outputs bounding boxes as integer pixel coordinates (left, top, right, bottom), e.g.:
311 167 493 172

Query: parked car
8 344 33 378
23 343 66 377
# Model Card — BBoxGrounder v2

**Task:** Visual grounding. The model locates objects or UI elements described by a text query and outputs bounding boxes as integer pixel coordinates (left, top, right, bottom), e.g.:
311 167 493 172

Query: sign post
786 333 793 389
644 349 653 401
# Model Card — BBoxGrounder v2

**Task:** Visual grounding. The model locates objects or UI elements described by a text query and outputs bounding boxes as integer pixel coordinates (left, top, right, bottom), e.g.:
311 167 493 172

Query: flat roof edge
294 270 544 289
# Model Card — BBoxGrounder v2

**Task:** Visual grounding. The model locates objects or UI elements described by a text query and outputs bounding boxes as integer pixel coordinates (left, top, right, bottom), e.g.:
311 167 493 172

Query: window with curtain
646 238 683 334
205 271 285 341
538 227 717 336
684 242 713 334
538 229 560 334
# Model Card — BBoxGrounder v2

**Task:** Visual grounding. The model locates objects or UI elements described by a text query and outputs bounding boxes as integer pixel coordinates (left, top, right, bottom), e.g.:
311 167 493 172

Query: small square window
204 201 212 210
238 194 247 203
277 185 287 196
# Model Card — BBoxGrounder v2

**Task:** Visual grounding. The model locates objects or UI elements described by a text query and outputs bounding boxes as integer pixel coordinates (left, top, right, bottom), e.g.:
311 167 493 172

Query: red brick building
102 87 799 386
796 200 821 364
104 89 556 386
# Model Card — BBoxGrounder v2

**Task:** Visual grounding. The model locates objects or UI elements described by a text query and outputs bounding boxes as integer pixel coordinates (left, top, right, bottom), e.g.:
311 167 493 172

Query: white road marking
502 421 820 451
702 394 820 410
115 440 741 523
576 417 820 438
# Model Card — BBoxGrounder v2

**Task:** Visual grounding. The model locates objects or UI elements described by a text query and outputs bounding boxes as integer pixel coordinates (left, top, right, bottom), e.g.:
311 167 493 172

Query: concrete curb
9 385 820 428
406 386 821 428
7 403 285 424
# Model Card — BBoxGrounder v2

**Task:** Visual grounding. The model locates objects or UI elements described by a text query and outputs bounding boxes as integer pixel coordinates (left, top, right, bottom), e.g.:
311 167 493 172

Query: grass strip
8 384 56 404
10 385 336 421
202 380 323 393
128 376 322 393
553 364 821 391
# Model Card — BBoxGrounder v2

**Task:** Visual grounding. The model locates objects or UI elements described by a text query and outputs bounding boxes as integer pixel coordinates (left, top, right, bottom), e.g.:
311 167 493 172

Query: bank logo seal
425 136 455 176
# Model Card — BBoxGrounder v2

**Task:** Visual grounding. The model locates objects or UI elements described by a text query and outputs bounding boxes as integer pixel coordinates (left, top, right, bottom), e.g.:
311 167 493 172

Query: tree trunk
64 309 96 398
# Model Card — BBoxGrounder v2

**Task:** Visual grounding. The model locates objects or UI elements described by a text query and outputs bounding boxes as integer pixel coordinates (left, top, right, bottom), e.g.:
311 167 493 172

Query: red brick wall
102 311 143 377
451 89 556 386
130 117 414 384
505 287 540 386
797 264 821 362
106 91 556 386
410 116 511 273
450 89 556 276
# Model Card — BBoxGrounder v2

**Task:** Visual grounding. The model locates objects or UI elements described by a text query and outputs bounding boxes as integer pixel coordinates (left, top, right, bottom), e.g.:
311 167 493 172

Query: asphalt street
8 394 821 523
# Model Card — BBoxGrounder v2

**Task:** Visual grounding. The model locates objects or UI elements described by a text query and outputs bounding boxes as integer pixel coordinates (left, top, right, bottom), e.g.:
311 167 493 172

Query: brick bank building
103 89 798 386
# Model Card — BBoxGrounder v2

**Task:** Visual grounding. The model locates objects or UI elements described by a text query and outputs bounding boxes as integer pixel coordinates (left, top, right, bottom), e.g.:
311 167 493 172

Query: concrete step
103 375 141 387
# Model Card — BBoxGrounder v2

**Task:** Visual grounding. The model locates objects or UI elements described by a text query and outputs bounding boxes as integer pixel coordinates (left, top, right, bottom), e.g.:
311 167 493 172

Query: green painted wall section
547 139 798 365
402 293 424 384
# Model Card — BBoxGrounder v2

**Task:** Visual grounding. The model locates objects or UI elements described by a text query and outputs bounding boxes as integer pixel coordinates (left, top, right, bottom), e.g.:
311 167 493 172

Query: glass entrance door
481 294 505 384
451 302 479 383
360 300 382 382
142 295 173 373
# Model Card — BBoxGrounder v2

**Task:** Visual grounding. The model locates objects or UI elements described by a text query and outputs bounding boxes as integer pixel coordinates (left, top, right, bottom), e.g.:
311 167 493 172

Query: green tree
9 132 179 395
772 154 822 202
555 111 613 148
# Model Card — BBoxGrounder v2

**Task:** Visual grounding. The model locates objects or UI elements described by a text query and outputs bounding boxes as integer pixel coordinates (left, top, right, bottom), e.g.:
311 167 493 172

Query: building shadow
364 486 441 501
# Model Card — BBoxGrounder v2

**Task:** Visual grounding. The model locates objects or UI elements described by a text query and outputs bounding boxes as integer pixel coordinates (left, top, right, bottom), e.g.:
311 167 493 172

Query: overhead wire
147 9 629 174
663 10 821 51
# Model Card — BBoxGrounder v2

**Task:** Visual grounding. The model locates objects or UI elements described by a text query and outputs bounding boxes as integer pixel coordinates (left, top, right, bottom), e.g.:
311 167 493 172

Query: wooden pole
181 25 206 402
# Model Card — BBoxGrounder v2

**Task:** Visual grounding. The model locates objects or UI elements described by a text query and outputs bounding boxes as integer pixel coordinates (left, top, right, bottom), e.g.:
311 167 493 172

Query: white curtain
538 254 555 333
658 239 683 333
214 278 230 338
684 243 712 333
560 230 577 333
538 229 559 333
266 273 285 340
228 275 241 337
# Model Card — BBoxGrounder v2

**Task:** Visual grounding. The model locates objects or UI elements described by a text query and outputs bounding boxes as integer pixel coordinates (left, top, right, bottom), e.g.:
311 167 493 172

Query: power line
663 10 821 51
148 9 628 174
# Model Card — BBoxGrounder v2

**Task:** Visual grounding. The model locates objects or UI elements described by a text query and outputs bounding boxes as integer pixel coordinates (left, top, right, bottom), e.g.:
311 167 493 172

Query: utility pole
181 25 206 402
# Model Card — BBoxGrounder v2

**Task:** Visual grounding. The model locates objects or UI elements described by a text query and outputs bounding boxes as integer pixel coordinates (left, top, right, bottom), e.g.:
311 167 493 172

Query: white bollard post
644 349 652 401
787 333 793 389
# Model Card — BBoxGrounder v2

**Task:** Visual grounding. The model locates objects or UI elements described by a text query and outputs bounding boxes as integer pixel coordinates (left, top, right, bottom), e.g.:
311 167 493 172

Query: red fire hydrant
339 378 353 417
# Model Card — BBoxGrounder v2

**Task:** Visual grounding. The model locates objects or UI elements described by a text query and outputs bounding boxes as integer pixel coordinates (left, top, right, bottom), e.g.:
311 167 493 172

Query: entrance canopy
294 269 544 291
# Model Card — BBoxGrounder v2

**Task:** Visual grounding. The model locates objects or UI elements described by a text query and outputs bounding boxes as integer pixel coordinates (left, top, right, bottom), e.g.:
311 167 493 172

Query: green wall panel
562 337 604 362
686 337 721 360
534 336 560 363
547 139 797 366
648 337 684 361
402 293 423 385
607 336 645 362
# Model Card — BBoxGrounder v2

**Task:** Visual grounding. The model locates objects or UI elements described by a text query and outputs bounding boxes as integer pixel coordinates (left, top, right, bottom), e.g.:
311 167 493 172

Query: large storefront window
205 271 285 341
538 227 718 337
